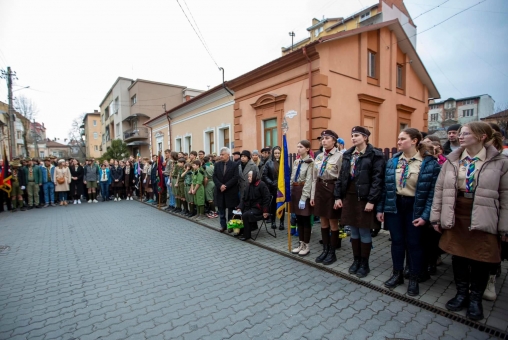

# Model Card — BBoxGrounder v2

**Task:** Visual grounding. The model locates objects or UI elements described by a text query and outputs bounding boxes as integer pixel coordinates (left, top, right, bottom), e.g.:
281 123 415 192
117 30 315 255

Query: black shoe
20 207 26 211
407 275 419 296
466 291 484 321
35 205 41 209
239 236 250 241
371 229 380 237
27 206 33 210
384 270 404 289
219 228 226 233
348 257 361 274
174 208 182 213
428 264 437 275
11 208 17 212
316 245 329 263
271 222 277 230
419 271 431 283
278 223 284 231
356 258 370 278
403 265 410 279
496 264 501 278
322 248 337 265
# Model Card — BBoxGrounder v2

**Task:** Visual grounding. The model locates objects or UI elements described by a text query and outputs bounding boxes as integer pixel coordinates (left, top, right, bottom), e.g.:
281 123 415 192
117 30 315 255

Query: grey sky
0 0 507 140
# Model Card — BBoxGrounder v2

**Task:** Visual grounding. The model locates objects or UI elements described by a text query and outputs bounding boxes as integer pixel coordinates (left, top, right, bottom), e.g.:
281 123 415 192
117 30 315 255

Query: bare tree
14 95 39 157
68 113 87 159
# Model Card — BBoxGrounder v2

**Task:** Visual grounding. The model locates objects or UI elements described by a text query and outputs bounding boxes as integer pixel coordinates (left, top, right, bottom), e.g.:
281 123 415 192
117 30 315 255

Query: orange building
228 19 439 151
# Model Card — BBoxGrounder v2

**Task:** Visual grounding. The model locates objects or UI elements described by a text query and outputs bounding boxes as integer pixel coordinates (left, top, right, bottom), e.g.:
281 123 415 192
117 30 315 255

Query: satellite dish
285 110 297 119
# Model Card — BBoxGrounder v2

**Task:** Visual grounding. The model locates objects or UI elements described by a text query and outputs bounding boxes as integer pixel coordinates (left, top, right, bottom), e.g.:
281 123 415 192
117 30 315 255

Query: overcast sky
0 0 507 140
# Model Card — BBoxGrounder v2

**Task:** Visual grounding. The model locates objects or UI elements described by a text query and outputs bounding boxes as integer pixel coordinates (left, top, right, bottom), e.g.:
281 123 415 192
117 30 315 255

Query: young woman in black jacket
334 126 385 278
237 171 271 241
262 146 285 230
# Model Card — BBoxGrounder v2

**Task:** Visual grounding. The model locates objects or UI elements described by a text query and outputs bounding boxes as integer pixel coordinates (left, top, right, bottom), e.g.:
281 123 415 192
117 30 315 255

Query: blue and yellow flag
276 134 291 218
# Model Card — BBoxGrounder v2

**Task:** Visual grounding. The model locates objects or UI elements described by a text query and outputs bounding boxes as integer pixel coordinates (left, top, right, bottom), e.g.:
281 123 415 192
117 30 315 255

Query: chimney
94 109 98 113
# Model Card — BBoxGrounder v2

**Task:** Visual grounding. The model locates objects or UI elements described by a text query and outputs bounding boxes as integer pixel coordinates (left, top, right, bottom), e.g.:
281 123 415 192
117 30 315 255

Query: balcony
124 127 149 141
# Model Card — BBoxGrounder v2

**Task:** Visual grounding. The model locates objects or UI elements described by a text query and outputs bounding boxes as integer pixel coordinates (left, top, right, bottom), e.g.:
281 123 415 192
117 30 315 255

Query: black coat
213 160 240 208
334 144 385 204
262 160 278 192
238 179 270 214
70 165 84 196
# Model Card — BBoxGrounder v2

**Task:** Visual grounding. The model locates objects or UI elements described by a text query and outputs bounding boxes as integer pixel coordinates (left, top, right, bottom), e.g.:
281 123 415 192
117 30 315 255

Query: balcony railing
124 127 149 141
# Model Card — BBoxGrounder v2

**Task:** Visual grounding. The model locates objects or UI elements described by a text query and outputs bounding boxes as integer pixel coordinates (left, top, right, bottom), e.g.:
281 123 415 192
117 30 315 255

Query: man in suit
213 147 240 233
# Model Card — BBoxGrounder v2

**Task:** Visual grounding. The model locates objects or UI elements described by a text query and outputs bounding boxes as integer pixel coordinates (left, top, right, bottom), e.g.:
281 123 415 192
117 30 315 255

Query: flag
276 134 291 218
0 146 12 197
157 152 164 193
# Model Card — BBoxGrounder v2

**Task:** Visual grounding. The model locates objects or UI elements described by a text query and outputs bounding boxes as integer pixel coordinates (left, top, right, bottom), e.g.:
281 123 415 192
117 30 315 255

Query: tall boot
349 238 361 274
446 255 470 312
316 228 330 263
323 230 338 265
356 242 372 278
467 261 489 321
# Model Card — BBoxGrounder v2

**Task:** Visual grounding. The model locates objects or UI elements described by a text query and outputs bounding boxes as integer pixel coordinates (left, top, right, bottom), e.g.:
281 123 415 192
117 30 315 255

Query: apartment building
81 110 101 158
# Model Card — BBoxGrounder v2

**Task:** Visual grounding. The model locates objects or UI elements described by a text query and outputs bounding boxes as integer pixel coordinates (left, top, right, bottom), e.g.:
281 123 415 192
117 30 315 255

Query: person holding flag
0 151 13 212
311 130 343 265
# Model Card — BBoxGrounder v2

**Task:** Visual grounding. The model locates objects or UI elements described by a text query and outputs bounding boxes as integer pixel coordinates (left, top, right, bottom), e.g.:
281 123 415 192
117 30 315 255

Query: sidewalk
151 202 508 335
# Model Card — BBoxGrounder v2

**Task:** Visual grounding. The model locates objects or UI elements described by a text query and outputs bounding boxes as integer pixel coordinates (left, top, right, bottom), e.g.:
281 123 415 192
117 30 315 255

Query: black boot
407 274 419 296
446 255 470 312
466 261 489 321
315 245 329 263
356 242 372 278
349 239 361 274
384 270 404 289
403 264 410 279
278 221 284 231
322 247 336 265
271 220 277 230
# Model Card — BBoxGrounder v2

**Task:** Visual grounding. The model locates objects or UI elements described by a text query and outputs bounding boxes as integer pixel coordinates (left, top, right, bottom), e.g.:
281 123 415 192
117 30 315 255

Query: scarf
462 156 480 192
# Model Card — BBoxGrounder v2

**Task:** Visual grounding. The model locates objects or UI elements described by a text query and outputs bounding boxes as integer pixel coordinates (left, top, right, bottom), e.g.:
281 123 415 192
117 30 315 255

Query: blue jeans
100 182 109 201
58 192 67 201
166 177 175 207
218 207 233 229
349 226 372 243
385 195 423 275
43 182 55 204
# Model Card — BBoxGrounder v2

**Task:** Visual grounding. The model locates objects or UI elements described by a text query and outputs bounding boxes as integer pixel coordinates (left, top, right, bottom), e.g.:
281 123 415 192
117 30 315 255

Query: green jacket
23 165 42 184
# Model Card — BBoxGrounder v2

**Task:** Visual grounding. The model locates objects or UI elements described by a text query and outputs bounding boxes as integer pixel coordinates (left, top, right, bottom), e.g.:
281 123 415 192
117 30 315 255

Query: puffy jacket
334 144 385 204
377 152 441 222
430 145 508 235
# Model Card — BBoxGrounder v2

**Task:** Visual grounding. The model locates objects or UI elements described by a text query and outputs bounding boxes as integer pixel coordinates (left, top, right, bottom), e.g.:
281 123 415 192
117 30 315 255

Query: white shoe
292 241 303 254
93 199 98 203
73 200 77 205
114 198 118 201
298 243 310 256
118 197 122 201
77 200 81 204
483 275 497 301
88 200 92 203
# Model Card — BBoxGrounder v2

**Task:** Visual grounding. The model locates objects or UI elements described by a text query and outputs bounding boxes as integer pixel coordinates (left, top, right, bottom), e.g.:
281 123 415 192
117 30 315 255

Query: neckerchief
462 156 480 192
319 149 333 177
350 151 361 179
294 160 303 182
397 157 417 188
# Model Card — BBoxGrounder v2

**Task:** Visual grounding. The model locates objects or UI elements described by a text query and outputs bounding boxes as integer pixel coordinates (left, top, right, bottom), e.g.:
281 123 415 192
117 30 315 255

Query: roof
143 84 227 125
99 77 134 107
432 94 490 105
127 79 187 91
46 140 70 148
307 17 343 31
481 109 508 120
326 3 380 31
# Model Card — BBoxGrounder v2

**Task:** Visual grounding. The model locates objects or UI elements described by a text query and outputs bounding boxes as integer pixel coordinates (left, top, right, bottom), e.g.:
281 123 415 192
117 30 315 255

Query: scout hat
11 158 21 168
319 129 339 140
351 126 371 137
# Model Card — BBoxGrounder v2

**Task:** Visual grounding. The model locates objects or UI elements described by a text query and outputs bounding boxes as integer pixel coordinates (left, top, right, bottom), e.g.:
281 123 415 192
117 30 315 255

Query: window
93 120 97 126
463 100 473 105
175 138 182 152
93 132 98 140
223 128 230 148
16 131 21 139
116 123 120 137
445 111 454 120
94 145 98 151
360 11 371 22
430 113 438 121
368 51 376 78
157 142 163 153
396 64 403 89
114 97 119 113
184 136 191 153
462 109 474 117
400 123 409 132
264 119 278 147
105 107 110 120
131 95 137 106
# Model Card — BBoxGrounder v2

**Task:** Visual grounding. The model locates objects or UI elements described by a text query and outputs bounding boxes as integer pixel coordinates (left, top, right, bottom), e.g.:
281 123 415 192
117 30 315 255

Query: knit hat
232 151 241 156
338 138 345 146
252 150 259 155
447 124 461 132
240 150 251 159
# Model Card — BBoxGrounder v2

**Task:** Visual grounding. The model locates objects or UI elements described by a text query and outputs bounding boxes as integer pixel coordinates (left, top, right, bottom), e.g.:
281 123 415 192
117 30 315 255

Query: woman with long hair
69 159 84 204
430 122 508 320
311 130 343 265
262 146 285 230
54 159 71 206
335 127 385 278
290 140 314 256
111 160 124 201
377 128 440 296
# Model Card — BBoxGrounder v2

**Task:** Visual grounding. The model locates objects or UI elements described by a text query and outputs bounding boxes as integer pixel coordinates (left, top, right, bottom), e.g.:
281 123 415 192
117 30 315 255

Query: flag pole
287 202 291 252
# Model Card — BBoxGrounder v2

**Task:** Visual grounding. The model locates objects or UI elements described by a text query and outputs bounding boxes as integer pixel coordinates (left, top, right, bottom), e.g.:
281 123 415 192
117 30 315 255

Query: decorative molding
396 104 416 114
251 94 288 109
357 93 385 106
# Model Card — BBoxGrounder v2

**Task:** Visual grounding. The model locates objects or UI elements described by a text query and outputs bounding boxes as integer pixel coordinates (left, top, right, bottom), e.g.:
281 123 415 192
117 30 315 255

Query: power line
410 0 450 22
181 0 210 52
175 0 219 69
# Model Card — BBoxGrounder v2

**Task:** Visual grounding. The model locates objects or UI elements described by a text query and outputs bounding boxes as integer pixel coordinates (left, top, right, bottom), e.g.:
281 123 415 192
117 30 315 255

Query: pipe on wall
302 47 313 145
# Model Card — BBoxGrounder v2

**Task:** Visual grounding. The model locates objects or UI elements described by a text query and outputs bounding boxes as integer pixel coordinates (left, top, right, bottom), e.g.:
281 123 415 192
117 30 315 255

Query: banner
0 146 12 197
276 134 290 218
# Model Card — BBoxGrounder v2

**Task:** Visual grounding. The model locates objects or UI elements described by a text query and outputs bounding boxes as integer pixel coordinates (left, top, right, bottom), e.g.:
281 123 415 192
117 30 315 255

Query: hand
263 213 269 219
412 218 426 227
83 181 86 184
376 212 384 223
220 185 226 192
298 200 306 210
310 199 315 207
433 224 442 234
143 179 146 184
335 199 343 209
21 186 25 190
169 183 172 187
115 179 119 182
175 183 178 187
365 202 374 212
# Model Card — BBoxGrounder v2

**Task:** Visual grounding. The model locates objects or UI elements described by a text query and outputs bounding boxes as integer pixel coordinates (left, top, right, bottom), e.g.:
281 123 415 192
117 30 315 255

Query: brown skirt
341 182 380 229
439 195 501 263
290 184 312 216
313 180 341 220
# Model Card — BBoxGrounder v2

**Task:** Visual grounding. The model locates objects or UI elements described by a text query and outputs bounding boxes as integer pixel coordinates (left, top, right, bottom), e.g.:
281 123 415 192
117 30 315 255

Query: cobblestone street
0 201 505 339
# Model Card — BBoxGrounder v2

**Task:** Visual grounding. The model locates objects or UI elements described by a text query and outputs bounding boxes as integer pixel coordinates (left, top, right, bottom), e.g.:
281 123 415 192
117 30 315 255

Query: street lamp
13 85 30 92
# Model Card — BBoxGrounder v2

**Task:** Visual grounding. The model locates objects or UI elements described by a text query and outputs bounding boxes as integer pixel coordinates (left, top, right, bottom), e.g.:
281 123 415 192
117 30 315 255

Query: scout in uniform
182 163 194 217
203 156 217 218
23 158 42 209
190 160 205 220
10 158 27 212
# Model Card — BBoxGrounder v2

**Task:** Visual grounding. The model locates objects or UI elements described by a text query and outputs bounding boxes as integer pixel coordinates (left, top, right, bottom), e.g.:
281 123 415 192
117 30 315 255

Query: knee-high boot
349 238 361 274
467 260 490 321
446 255 470 312
323 230 338 265
356 242 372 278
316 228 330 263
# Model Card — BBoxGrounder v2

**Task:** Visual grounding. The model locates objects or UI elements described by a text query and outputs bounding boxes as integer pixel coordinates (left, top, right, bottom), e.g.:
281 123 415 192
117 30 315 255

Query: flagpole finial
282 117 288 135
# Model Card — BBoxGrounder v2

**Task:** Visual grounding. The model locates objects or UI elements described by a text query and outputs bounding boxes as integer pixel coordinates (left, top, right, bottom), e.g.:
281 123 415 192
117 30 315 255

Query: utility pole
289 31 295 51
0 67 17 159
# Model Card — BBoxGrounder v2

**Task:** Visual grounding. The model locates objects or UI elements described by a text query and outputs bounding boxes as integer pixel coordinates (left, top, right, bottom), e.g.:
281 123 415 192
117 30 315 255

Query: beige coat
430 145 508 235
290 156 314 202
54 166 71 192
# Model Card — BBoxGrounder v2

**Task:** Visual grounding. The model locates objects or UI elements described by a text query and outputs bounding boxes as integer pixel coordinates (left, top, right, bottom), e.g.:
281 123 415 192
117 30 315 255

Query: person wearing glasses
430 122 508 321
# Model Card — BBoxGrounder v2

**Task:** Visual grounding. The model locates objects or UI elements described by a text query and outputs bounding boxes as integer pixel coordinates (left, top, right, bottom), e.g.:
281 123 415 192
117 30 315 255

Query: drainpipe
166 112 172 150
148 126 153 156
303 47 313 144
218 67 234 96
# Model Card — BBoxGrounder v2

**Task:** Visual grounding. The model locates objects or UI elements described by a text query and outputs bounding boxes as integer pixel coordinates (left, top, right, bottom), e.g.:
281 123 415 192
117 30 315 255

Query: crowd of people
1 122 507 322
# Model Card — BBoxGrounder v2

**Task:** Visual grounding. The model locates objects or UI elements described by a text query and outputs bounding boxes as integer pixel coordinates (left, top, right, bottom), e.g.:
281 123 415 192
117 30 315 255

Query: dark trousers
241 209 262 239
218 207 234 229
100 182 109 201
422 226 441 271
0 190 12 211
385 195 423 275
